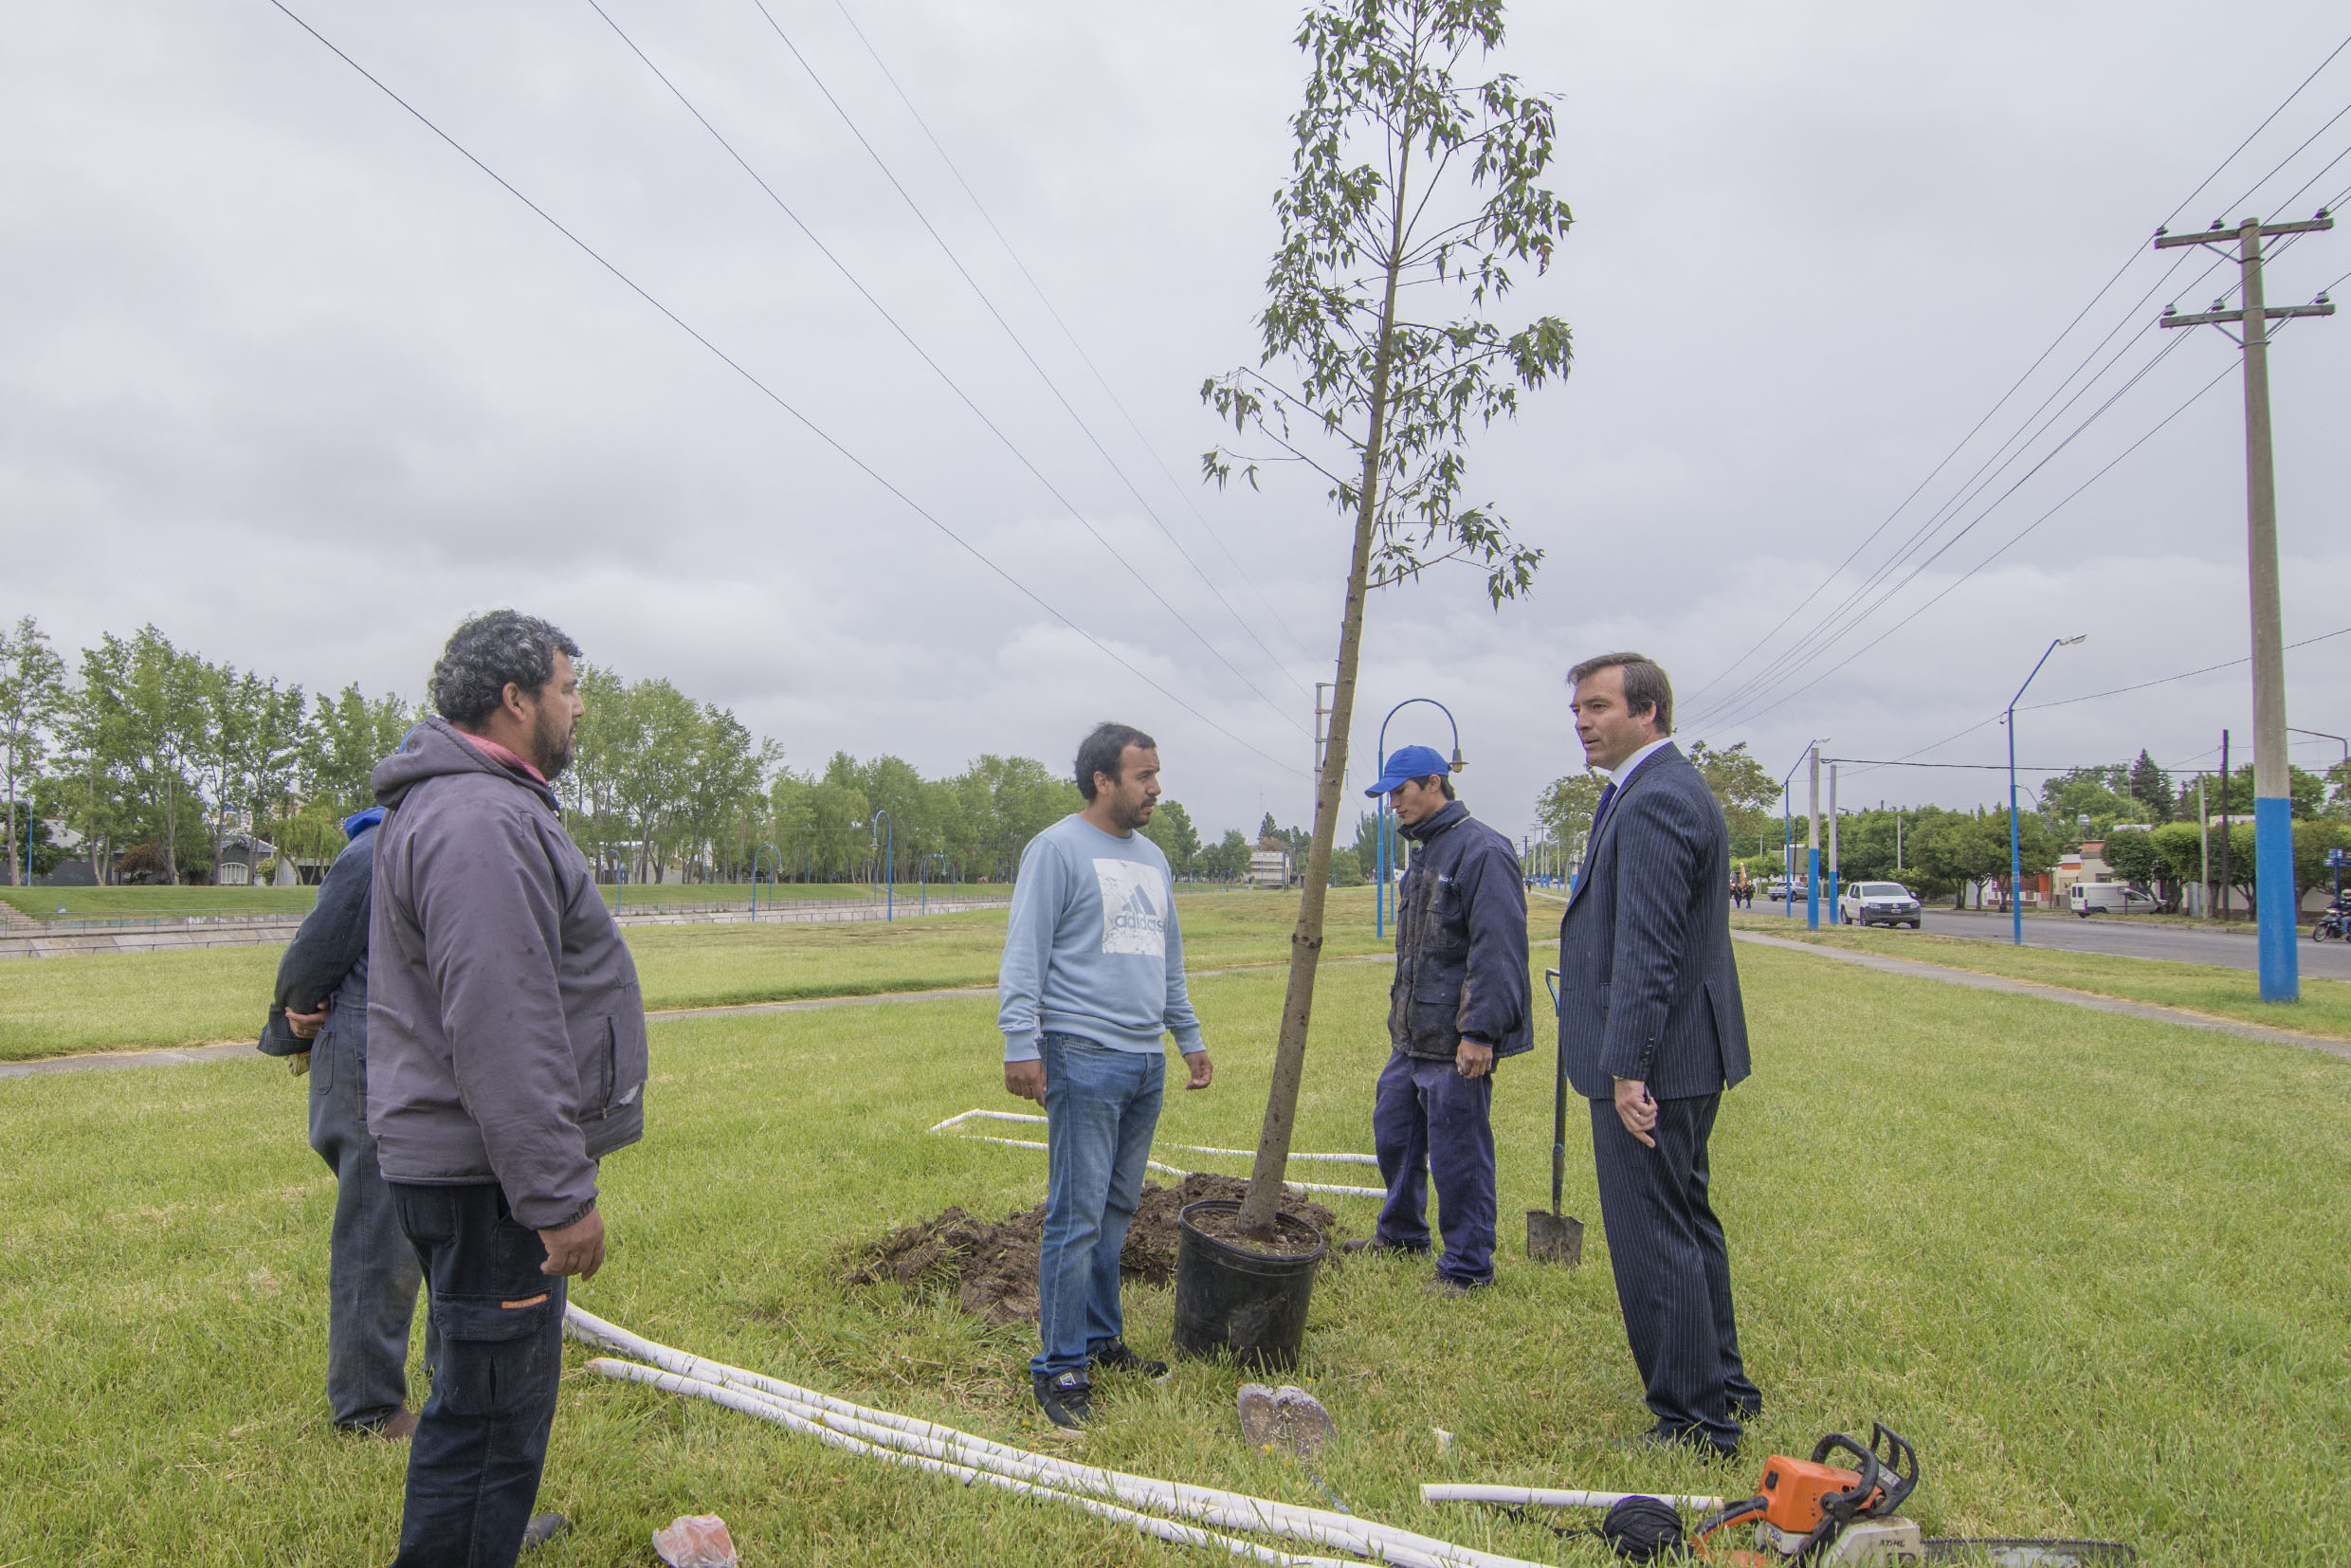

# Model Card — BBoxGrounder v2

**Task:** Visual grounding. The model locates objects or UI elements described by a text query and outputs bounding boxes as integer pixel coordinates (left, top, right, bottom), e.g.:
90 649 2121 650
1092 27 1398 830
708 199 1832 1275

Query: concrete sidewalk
1733 930 2351 1062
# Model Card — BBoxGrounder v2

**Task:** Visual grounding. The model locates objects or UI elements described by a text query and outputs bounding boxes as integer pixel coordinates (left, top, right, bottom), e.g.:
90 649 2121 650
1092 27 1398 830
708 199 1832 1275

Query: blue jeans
306 1023 432 1428
1372 1048 1497 1285
389 1182 570 1568
1032 1032 1164 1378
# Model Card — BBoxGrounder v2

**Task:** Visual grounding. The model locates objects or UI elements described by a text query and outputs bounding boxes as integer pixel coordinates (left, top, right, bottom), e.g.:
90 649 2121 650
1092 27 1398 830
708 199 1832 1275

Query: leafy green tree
1534 771 1603 846
2126 751 2175 823
1202 828 1254 882
1201 0 1573 1233
2207 761 2326 821
1142 797 1201 872
1686 739 1777 849
0 617 67 885
1326 846 1362 885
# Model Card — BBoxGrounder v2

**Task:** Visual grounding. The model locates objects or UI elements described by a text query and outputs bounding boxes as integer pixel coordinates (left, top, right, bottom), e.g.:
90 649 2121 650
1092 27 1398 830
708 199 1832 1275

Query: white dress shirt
1601 735 1675 788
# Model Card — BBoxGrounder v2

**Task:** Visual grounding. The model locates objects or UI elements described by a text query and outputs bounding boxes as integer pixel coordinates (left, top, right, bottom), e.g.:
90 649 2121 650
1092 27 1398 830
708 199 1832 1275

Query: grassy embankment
1729 910 2351 1040
3 914 2348 1565
1 882 1003 921
0 888 1411 1063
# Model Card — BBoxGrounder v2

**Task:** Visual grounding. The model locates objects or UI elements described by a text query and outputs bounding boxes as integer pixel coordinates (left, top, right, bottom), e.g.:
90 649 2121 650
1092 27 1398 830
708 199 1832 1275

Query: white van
2070 882 2158 917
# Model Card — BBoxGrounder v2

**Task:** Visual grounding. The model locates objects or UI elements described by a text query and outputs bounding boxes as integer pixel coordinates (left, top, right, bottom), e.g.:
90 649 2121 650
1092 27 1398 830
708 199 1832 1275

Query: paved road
1749 903 2351 977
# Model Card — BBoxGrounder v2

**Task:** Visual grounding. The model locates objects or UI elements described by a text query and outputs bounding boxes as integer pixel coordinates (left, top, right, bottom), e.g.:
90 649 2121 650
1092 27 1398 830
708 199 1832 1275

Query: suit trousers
1589 1092 1759 1450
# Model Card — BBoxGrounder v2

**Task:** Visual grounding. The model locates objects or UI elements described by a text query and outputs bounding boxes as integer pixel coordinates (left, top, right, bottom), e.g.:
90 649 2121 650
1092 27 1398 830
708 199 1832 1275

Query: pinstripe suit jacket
1558 742 1752 1101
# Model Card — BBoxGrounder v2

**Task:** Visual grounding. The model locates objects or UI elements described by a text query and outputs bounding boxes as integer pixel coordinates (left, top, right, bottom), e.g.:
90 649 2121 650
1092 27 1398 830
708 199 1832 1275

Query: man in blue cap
1346 744 1530 1293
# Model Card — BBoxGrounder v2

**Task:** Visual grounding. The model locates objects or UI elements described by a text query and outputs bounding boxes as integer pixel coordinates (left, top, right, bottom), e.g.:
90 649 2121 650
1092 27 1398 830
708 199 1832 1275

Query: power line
740 0 1312 698
262 0 1305 777
826 0 1321 664
580 0 1310 737
1686 36 2351 715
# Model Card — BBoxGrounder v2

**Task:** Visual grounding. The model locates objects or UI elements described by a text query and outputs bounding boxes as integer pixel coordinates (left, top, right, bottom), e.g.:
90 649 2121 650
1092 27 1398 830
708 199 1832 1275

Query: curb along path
1732 930 2351 1063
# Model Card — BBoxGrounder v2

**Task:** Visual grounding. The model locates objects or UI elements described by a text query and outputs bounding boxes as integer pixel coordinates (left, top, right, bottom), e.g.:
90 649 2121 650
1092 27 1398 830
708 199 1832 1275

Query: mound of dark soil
843 1172 1337 1326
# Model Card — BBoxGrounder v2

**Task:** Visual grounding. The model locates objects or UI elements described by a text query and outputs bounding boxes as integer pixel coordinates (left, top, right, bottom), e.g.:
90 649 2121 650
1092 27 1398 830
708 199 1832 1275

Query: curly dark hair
428 611 582 725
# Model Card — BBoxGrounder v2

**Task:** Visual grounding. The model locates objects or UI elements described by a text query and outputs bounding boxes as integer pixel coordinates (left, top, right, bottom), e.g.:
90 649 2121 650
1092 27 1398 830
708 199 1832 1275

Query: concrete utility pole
1806 745 1822 931
2218 730 2232 922
2198 775 2210 919
2158 210 2335 1000
1827 764 1840 916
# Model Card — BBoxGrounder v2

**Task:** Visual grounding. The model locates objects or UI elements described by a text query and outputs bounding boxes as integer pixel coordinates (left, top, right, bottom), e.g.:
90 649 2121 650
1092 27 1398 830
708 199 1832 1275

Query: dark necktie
1573 780 1619 893
1590 780 1619 838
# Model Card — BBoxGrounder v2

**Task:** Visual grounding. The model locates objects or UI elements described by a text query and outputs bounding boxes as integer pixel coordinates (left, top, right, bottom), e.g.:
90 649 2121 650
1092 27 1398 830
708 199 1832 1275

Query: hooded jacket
366 718 647 1230
1387 800 1532 1063
258 808 383 1059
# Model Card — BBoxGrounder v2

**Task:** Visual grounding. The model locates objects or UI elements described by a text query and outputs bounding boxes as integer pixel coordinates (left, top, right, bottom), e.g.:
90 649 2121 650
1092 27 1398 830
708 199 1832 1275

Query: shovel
1527 967 1584 1265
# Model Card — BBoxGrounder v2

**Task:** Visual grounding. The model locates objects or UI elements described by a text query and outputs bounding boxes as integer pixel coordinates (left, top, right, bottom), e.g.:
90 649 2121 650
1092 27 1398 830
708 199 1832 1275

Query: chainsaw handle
1807 1431 1885 1522
1865 1423 1919 1515
1806 1423 1920 1521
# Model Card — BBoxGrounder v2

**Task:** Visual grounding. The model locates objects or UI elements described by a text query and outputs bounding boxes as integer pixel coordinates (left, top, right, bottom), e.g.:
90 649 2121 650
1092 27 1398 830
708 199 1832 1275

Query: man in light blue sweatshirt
999 721 1214 1429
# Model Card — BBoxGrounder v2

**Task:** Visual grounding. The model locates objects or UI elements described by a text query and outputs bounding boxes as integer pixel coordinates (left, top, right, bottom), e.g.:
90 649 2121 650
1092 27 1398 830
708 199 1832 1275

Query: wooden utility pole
2157 210 2334 996
1805 746 1821 930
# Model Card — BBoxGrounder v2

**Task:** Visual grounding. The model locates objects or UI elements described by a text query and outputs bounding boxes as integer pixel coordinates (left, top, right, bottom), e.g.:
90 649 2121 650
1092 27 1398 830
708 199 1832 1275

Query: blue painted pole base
2254 795 2300 1003
1807 848 1821 931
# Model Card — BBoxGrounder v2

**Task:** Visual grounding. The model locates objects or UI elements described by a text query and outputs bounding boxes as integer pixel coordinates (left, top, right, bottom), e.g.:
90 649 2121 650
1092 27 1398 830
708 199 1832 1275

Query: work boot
520 1513 570 1550
1032 1370 1093 1430
377 1409 419 1442
1426 1272 1490 1299
1088 1339 1169 1380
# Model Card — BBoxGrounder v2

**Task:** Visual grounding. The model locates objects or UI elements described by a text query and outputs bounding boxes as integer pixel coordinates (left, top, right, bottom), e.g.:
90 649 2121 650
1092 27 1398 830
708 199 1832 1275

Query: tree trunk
1235 136 1413 1241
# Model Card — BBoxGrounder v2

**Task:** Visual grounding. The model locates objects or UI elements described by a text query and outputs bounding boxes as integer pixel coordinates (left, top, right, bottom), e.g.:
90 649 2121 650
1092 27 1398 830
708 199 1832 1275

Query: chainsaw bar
1923 1539 2134 1567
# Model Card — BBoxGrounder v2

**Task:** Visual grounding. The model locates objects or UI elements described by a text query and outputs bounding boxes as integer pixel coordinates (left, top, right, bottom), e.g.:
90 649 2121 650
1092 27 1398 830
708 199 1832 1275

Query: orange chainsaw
1690 1423 1923 1565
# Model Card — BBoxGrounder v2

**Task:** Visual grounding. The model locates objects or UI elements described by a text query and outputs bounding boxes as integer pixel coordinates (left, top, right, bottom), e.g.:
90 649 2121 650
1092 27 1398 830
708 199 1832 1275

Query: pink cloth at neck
457 730 548 785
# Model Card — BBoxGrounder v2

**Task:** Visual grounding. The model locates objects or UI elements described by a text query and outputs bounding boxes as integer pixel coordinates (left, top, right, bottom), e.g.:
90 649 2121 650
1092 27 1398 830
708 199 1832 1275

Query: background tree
1202 0 1572 1234
1685 739 1777 850
0 617 67 885
1142 797 1202 874
1533 771 1602 863
1203 829 1253 883
2126 751 2175 823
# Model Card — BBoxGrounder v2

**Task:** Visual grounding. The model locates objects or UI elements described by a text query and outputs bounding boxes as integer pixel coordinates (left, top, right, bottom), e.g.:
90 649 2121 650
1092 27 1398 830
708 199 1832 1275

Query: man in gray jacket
370 611 647 1566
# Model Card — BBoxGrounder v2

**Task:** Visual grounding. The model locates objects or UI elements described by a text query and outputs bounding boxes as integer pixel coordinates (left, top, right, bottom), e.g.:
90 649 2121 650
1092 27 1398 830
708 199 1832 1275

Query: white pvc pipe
948 1133 1384 1198
568 1307 1552 1568
1418 1485 1727 1511
929 1107 1377 1164
590 1360 1356 1568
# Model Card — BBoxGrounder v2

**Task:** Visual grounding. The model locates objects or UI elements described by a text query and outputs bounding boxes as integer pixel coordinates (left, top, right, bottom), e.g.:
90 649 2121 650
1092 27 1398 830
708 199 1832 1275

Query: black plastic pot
1170 1198 1326 1371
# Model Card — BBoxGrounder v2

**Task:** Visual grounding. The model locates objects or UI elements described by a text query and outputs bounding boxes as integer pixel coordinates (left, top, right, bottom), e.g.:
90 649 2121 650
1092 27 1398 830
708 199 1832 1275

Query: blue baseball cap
1365 744 1450 797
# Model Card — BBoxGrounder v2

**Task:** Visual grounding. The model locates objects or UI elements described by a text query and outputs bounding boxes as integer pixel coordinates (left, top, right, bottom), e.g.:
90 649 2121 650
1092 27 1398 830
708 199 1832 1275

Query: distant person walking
370 611 648 1565
1557 652 1760 1457
260 804 431 1439
998 722 1213 1429
1346 745 1530 1295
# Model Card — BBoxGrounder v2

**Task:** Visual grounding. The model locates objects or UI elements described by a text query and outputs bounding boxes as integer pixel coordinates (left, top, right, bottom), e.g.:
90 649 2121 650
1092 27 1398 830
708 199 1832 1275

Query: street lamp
1373 698 1466 939
2007 635 2087 945
750 843 781 918
1778 739 1828 921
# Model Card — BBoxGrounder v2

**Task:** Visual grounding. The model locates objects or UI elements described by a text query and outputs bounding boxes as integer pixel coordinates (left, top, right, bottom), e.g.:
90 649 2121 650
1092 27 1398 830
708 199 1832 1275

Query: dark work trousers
389 1182 570 1568
1589 1092 1760 1451
1372 1048 1497 1285
306 1025 433 1429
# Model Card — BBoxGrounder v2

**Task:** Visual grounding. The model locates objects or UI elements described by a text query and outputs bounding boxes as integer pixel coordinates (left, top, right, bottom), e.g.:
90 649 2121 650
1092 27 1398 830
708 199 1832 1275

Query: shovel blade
1526 1210 1584 1265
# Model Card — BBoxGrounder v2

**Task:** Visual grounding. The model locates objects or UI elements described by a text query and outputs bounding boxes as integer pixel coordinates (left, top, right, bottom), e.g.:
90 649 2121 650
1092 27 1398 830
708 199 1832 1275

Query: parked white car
1839 881 1923 929
2070 882 2159 917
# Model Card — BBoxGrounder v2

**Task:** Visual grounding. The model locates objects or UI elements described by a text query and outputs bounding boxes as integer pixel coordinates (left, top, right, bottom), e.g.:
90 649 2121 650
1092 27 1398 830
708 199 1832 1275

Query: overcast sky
8 1 2350 845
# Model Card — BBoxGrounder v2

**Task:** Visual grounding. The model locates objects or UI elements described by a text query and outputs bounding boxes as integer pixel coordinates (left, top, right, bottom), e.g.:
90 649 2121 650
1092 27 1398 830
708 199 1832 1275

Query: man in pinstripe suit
1558 652 1760 1457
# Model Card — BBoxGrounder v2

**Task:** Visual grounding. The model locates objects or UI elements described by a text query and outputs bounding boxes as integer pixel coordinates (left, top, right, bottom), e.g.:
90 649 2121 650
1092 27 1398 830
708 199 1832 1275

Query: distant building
1248 844 1293 889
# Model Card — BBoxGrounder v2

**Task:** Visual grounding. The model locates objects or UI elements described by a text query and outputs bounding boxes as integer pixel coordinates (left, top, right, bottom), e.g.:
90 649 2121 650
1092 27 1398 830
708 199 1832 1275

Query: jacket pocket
598 1015 648 1119
578 1016 613 1114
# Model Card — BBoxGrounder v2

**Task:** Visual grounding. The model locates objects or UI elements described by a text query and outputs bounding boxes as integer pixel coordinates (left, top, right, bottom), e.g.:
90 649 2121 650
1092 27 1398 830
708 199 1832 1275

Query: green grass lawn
0 888 1424 1062
3 931 2347 1565
0 880 1004 921
1731 910 2351 1040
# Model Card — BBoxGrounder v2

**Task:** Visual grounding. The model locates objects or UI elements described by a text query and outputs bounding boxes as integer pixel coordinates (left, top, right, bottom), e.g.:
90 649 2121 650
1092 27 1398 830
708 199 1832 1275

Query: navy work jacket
1388 801 1532 1063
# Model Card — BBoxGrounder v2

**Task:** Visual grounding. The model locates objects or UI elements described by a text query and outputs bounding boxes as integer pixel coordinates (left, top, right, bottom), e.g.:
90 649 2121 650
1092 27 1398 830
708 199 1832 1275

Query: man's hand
1455 1040 1493 1079
538 1207 606 1281
1613 1077 1658 1148
1183 1050 1214 1090
1004 1059 1047 1104
286 1004 330 1041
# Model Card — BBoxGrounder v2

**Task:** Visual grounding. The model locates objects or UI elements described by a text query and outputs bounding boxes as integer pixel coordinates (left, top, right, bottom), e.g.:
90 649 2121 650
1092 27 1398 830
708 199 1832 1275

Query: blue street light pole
870 810 894 922
750 843 780 918
2007 635 2086 946
1777 740 1826 920
1373 698 1466 939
